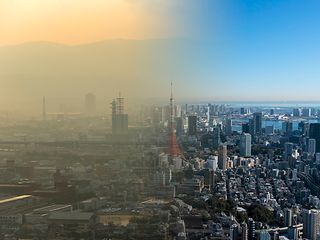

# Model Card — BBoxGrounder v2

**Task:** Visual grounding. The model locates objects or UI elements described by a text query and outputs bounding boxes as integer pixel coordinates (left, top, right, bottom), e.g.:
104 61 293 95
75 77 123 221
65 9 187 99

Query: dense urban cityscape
0 90 319 240
3 0 320 239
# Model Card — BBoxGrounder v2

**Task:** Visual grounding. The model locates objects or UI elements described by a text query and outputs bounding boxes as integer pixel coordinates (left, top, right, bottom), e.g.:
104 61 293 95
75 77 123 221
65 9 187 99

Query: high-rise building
188 116 197 136
253 112 262 135
213 126 221 149
241 222 248 240
175 117 183 136
302 108 311 117
248 218 255 240
218 144 227 170
225 119 233 136
293 108 301 117
85 93 96 115
270 109 275 116
284 142 294 160
282 121 293 136
230 224 239 240
303 209 320 240
240 133 251 157
259 231 271 240
308 138 316 156
111 95 128 135
242 123 250 134
240 107 248 115
284 208 293 227
309 123 320 152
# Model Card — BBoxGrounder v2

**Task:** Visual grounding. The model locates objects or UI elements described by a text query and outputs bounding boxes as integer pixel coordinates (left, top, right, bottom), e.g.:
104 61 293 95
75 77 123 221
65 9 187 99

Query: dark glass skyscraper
188 116 197 136
253 112 262 135
309 123 320 152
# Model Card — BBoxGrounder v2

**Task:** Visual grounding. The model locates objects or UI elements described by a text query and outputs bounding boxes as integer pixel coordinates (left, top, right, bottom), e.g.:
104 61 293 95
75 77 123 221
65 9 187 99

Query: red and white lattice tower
168 82 181 157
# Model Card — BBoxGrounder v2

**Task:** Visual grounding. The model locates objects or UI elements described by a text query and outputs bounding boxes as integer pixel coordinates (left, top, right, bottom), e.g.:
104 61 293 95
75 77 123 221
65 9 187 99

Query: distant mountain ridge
0 38 201 112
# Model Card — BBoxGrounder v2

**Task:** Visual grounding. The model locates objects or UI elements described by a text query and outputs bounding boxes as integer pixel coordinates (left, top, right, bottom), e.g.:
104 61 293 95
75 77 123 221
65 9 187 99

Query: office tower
240 107 247 115
240 133 251 157
175 117 183 136
242 123 250 134
309 123 320 152
292 108 301 117
241 222 248 240
284 142 293 160
282 121 293 136
308 138 316 156
188 116 197 135
260 231 271 240
248 218 255 240
225 119 232 136
111 94 128 135
42 96 46 121
85 92 96 115
303 209 320 240
249 119 255 136
302 108 311 117
287 226 299 240
310 210 320 240
230 224 239 240
213 126 221 149
284 208 292 227
218 144 227 170
270 109 275 115
253 112 262 135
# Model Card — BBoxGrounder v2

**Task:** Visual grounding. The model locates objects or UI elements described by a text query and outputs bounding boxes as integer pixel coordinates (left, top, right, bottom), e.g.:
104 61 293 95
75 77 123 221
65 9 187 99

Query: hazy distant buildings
85 93 96 115
293 108 301 117
240 133 251 157
111 95 128 135
302 108 311 117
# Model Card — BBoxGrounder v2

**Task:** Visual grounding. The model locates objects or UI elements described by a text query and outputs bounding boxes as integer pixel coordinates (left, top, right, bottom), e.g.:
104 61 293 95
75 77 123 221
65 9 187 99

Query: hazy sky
1 0 320 114
0 0 193 45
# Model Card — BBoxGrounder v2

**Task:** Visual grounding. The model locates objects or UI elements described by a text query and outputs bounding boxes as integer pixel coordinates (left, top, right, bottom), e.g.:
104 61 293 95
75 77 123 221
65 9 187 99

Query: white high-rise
240 133 251 157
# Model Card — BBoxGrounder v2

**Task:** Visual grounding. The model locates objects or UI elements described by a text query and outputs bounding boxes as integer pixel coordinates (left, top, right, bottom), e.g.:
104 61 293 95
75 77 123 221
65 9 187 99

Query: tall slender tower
168 83 181 157
42 96 47 121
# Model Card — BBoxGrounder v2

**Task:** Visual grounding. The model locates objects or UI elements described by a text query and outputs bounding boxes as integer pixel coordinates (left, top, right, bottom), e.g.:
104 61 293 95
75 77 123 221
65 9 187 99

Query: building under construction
111 94 128 135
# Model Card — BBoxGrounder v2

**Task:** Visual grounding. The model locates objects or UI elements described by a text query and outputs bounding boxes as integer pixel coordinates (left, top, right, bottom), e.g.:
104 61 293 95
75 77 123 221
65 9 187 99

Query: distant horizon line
0 37 190 48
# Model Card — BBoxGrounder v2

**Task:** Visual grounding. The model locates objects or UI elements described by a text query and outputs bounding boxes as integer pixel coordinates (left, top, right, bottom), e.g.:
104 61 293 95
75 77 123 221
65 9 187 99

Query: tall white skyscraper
240 133 251 157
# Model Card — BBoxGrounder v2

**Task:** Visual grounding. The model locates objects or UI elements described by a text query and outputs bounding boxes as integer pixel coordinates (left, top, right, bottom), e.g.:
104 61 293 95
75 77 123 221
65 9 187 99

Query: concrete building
240 133 251 157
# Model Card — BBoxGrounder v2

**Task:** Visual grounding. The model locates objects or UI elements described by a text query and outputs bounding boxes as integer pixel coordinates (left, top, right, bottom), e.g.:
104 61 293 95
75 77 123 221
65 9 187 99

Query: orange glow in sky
0 0 176 45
